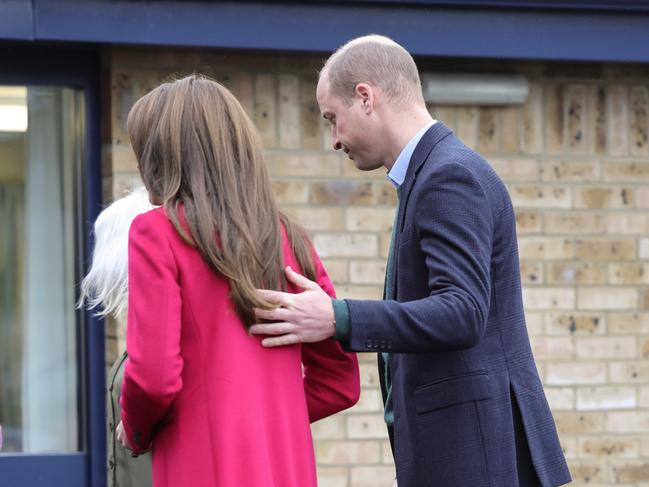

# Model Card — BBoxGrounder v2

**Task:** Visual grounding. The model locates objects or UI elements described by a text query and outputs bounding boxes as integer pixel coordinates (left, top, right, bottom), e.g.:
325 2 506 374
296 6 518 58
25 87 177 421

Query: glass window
0 86 85 453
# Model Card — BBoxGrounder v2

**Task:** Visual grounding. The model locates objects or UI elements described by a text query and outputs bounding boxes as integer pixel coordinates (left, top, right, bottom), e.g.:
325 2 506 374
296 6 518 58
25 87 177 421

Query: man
251 35 571 487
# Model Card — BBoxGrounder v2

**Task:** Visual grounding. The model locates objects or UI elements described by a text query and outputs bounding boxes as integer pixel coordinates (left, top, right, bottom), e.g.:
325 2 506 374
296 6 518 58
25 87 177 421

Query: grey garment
107 351 152 487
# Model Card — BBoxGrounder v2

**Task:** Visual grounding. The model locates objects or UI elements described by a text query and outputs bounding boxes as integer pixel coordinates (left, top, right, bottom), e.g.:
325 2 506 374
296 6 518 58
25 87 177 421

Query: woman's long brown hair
126 75 316 329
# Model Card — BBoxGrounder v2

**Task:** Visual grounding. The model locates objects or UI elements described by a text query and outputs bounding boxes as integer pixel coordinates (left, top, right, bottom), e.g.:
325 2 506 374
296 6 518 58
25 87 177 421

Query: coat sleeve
301 251 360 422
346 161 494 353
120 213 183 454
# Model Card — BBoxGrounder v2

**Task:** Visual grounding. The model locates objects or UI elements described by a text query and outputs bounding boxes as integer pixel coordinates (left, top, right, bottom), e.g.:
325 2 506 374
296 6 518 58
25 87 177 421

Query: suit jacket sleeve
120 213 183 454
346 161 494 353
301 251 360 422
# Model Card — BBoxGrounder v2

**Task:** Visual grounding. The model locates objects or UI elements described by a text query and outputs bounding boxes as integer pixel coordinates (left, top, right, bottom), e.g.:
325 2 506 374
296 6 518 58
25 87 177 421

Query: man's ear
355 83 374 114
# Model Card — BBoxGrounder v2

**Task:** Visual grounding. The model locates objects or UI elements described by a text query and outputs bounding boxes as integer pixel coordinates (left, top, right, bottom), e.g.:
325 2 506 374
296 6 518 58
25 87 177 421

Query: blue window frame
0 42 105 487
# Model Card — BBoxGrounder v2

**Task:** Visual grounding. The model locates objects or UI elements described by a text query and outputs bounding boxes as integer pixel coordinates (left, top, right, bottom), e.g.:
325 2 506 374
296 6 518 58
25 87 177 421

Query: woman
118 75 360 487
78 186 153 487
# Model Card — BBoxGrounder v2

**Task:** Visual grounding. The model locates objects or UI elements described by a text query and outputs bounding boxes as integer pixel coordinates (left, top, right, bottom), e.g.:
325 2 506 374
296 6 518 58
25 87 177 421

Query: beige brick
312 414 346 439
578 336 637 360
268 152 341 177
545 262 607 285
350 466 396 487
228 71 254 116
541 159 599 182
254 74 277 147
359 362 380 388
607 412 649 433
609 361 649 384
609 263 649 285
313 234 378 258
630 85 649 157
522 287 575 310
317 467 348 487
522 82 543 154
574 239 636 261
607 213 649 234
499 106 520 154
320 259 348 285
580 437 639 458
272 180 310 204
545 312 606 335
640 386 649 408
353 388 383 413
490 158 539 182
347 414 390 439
335 285 382 300
515 210 542 233
111 69 136 145
577 287 638 310
430 105 457 132
587 85 607 155
574 186 633 209
611 461 649 482
546 362 607 385
565 462 605 484
565 85 587 153
544 212 605 234
278 74 301 149
349 261 386 285
286 207 344 231
456 107 479 149
311 181 373 205
544 84 565 154
379 233 391 260
560 435 578 460
641 239 649 259
525 312 544 335
109 143 138 173
530 336 574 359
609 312 649 334
577 386 637 411
554 411 605 434
381 440 394 464
635 187 649 208
604 161 649 182
641 337 649 359
606 85 629 156
346 208 396 232
300 77 322 150
477 107 499 153
315 440 381 464
510 185 572 208
518 237 574 259
520 261 543 284
544 387 575 410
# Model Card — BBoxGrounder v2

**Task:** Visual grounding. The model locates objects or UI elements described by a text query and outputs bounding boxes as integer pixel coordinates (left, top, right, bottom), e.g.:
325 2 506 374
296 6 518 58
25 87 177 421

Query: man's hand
250 266 335 347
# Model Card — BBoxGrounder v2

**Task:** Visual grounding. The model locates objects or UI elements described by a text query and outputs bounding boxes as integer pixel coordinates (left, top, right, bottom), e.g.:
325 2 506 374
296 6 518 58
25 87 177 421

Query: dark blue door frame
0 41 105 487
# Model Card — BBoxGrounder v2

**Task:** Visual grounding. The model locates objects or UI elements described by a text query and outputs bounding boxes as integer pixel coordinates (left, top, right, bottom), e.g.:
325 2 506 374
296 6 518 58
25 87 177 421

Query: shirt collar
387 120 436 188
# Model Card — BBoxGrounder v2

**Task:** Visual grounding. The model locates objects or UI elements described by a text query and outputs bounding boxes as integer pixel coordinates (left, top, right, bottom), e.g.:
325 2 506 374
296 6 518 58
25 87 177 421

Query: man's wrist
331 299 351 341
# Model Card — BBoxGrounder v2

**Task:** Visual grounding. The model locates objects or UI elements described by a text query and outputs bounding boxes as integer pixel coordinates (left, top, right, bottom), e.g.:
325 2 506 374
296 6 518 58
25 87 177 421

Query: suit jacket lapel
395 122 453 237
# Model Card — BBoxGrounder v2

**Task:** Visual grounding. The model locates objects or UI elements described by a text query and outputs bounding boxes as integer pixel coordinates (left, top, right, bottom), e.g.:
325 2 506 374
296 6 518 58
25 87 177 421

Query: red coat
120 208 360 487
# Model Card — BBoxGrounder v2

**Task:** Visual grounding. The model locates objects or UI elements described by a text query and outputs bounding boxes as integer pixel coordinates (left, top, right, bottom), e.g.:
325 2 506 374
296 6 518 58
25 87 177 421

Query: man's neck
383 107 434 171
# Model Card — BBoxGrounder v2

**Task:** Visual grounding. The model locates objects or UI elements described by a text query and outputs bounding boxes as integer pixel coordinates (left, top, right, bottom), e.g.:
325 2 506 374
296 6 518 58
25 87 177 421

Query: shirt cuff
332 299 351 342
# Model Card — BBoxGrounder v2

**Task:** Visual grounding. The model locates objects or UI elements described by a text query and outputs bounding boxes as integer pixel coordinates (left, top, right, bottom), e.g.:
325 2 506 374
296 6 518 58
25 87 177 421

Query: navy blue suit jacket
344 123 571 486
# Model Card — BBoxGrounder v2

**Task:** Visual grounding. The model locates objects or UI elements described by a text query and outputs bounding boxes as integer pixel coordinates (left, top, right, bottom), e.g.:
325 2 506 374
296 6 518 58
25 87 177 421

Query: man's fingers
254 306 293 322
250 322 296 336
261 334 300 347
256 288 292 306
285 266 319 291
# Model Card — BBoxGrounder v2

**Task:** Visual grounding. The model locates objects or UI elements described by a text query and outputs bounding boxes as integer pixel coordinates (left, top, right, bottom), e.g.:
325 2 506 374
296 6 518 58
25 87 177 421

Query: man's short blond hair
320 34 424 107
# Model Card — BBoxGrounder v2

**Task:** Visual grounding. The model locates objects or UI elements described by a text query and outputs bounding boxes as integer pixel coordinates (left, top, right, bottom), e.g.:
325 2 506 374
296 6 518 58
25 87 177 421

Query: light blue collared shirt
387 120 436 188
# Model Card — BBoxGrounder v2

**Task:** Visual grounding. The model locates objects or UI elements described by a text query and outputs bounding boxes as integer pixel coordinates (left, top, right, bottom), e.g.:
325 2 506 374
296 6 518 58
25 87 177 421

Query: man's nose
332 136 342 151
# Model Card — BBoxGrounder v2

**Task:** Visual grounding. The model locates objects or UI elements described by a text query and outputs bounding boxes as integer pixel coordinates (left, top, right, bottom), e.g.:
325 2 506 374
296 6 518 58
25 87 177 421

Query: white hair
78 187 154 319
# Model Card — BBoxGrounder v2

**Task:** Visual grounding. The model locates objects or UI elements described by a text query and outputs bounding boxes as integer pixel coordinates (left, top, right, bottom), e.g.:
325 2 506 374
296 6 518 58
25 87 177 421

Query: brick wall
103 47 649 486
